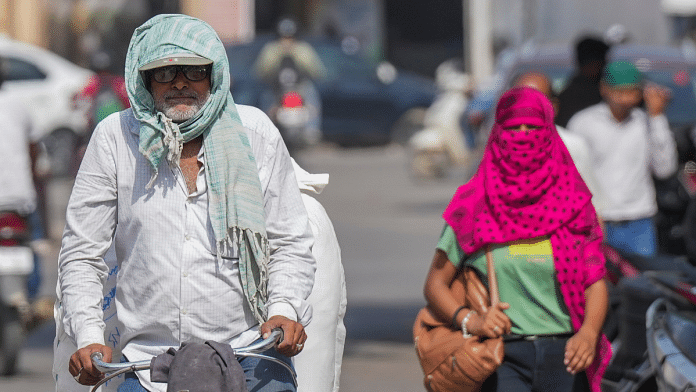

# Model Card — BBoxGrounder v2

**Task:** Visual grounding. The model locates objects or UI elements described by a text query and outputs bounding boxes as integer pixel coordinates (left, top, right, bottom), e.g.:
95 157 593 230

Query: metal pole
468 0 494 84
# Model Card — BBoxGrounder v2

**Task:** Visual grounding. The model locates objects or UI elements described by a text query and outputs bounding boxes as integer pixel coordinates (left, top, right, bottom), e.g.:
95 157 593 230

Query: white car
0 35 95 177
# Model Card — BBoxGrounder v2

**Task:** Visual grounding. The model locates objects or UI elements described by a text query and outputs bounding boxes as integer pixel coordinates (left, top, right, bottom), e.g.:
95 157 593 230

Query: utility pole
465 0 494 86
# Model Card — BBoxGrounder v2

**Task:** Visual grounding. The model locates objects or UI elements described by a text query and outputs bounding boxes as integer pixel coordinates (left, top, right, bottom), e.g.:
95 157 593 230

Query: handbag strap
485 247 500 306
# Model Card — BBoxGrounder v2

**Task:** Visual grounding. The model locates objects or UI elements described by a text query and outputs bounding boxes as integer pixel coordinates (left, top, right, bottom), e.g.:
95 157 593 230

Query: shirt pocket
209 245 239 270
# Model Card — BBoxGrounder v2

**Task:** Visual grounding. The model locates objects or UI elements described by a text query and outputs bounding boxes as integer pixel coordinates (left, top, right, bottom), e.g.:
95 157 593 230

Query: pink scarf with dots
444 87 611 391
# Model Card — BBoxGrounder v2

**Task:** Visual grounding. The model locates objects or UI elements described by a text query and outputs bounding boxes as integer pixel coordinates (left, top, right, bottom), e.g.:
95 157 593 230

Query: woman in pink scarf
423 87 611 391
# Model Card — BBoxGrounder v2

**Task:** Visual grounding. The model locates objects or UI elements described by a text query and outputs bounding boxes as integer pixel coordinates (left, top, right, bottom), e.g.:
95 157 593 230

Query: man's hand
69 343 112 385
260 315 307 357
564 327 598 375
644 83 671 117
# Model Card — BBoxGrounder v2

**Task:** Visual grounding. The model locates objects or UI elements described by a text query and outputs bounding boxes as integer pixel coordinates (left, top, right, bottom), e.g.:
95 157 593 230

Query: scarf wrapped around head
443 87 610 391
125 14 269 323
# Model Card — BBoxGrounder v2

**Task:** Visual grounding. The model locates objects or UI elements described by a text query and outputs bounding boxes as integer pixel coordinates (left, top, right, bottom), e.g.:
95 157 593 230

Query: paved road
1 143 468 391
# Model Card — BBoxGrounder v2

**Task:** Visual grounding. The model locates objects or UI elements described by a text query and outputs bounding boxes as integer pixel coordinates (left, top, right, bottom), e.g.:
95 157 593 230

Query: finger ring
296 343 304 350
73 367 83 383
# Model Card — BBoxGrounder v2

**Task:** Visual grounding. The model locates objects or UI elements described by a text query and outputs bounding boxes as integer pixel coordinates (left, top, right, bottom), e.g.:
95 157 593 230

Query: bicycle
88 328 297 392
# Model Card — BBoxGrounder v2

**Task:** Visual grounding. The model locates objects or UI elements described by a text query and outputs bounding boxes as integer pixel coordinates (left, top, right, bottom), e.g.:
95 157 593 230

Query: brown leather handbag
413 248 504 392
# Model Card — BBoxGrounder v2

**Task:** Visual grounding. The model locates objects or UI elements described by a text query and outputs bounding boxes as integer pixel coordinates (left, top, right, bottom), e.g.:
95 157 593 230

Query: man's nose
171 71 189 89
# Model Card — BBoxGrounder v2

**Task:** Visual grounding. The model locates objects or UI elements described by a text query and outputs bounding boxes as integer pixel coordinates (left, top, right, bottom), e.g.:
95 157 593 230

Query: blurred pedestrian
513 71 607 218
567 60 677 257
556 36 610 127
57 14 315 391
423 86 611 392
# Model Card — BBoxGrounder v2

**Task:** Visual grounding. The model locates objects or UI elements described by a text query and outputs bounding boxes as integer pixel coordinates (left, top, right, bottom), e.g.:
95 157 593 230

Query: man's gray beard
155 91 210 122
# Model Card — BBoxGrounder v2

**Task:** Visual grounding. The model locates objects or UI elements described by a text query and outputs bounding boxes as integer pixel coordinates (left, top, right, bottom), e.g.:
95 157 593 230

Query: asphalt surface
1 143 470 391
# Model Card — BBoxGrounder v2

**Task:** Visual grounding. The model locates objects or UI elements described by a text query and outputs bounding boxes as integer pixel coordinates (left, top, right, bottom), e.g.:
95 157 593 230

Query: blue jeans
604 217 657 257
481 337 576 392
26 209 44 299
117 344 296 392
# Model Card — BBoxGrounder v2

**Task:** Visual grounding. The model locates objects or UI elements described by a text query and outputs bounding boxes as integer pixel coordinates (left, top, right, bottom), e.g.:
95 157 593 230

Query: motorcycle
601 245 696 391
264 58 321 155
407 59 473 179
646 296 696 391
0 211 34 375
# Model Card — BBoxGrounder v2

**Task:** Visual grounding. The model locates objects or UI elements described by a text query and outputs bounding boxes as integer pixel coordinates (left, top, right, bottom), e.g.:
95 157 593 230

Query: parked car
226 35 437 147
0 35 95 177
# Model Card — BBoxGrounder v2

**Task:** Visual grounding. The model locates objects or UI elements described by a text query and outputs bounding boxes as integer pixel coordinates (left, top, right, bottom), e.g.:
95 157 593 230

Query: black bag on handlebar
150 340 248 392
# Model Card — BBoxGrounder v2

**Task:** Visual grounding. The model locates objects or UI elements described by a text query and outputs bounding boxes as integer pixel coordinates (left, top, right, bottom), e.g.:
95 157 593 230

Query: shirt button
183 272 189 278
181 308 187 315
185 235 191 241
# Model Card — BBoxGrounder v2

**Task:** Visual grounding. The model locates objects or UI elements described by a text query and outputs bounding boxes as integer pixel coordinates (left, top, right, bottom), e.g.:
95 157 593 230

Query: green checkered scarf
125 14 269 323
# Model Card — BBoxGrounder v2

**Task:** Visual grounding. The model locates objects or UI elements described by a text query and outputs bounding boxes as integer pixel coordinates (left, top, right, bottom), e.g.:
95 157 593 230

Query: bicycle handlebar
89 328 295 391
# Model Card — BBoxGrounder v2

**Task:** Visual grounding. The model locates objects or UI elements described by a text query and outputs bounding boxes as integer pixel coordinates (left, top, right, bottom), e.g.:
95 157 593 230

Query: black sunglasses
148 64 211 83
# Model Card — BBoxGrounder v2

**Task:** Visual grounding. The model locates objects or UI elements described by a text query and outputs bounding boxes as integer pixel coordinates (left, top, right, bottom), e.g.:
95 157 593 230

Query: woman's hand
467 302 511 338
564 278 608 374
564 327 599 374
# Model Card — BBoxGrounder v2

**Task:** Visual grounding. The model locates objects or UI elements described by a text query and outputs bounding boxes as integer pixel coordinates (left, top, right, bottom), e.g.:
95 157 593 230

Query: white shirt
57 105 315 391
556 125 608 216
0 91 39 214
567 103 677 221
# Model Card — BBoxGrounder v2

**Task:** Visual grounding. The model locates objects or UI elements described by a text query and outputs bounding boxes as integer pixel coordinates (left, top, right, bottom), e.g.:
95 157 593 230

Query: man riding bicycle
56 14 315 392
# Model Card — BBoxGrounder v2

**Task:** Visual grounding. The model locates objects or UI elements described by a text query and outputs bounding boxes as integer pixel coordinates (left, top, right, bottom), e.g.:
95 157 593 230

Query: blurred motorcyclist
254 16 326 146
255 17 327 87
0 56 51 327
87 51 129 128
75 51 130 168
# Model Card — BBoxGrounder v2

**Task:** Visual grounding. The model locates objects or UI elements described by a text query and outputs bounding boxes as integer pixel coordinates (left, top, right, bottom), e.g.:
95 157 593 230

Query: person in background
513 71 607 219
423 87 611 391
254 16 326 146
0 55 52 323
556 36 610 128
57 14 315 392
567 60 677 257
254 16 327 88
86 51 130 129
75 50 131 169
290 159 346 392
